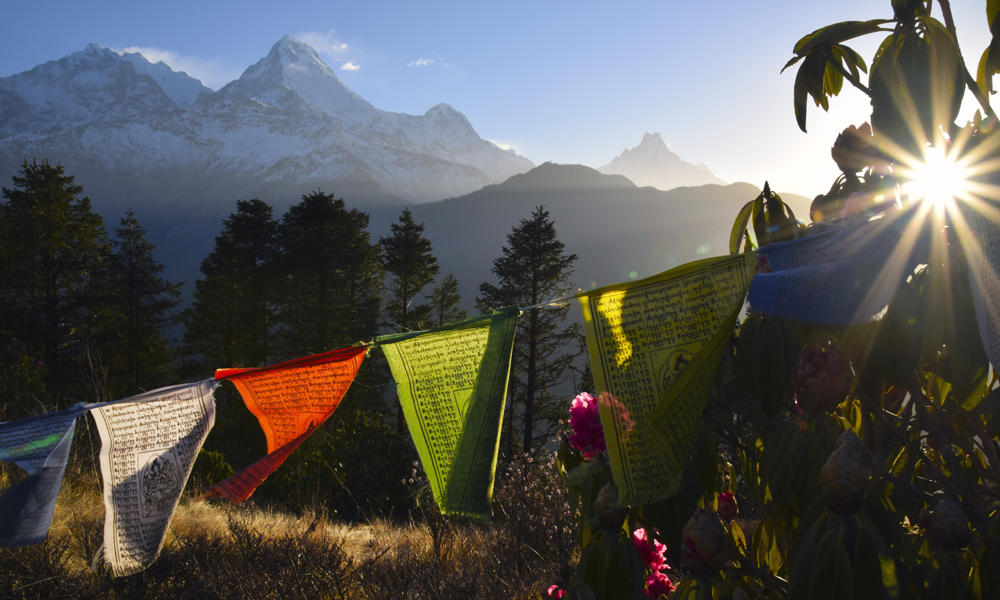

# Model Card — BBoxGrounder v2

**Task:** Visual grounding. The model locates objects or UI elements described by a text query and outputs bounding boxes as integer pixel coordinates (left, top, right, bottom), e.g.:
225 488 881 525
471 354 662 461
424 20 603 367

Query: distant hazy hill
598 132 727 191
83 163 808 326
366 163 811 311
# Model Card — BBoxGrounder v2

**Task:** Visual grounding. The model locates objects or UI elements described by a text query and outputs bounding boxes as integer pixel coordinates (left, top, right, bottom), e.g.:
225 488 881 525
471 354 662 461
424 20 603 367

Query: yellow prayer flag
577 253 756 506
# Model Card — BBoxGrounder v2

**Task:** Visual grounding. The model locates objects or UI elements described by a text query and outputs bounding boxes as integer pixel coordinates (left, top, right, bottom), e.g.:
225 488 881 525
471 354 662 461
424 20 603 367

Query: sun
900 145 971 212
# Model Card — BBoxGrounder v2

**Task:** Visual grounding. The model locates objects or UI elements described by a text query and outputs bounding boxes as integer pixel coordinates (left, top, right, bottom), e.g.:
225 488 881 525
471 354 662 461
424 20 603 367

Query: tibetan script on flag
92 381 216 577
209 346 366 503
577 254 755 506
379 307 518 522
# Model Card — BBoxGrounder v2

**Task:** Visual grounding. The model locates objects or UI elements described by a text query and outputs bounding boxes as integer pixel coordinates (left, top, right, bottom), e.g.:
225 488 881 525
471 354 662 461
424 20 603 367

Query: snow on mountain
118 50 212 106
0 38 534 207
598 132 726 191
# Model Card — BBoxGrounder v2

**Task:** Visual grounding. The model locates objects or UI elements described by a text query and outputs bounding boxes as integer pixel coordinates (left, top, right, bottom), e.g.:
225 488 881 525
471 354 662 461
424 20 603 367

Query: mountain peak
271 35 323 63
222 36 374 124
641 131 664 145
599 133 726 191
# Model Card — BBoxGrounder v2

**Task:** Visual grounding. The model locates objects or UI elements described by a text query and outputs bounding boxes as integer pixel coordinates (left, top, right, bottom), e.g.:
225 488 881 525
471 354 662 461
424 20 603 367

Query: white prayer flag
92 381 216 577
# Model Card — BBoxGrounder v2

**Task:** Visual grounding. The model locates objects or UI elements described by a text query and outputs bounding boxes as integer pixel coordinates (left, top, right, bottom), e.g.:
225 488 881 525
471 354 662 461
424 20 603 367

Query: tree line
0 159 583 482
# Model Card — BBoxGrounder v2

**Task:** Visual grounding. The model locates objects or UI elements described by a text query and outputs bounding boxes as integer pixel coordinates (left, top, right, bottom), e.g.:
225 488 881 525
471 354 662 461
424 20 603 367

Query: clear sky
1 0 993 198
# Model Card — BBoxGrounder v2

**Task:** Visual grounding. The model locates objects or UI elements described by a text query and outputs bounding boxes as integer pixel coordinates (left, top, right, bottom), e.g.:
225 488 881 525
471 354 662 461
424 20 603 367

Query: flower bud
820 431 870 514
931 498 971 549
717 491 738 522
594 483 625 532
831 122 877 174
681 509 727 577
791 345 852 413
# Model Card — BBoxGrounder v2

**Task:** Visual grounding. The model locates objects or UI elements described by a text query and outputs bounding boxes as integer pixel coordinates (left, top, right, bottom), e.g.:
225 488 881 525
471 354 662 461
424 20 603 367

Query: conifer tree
430 273 467 327
0 160 110 396
477 206 582 455
103 210 181 397
276 190 382 357
182 199 279 372
380 209 440 332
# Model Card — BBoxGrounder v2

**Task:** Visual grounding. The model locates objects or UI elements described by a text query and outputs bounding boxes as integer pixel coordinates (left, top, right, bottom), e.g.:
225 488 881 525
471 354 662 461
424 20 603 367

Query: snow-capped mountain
0 37 533 209
598 132 725 191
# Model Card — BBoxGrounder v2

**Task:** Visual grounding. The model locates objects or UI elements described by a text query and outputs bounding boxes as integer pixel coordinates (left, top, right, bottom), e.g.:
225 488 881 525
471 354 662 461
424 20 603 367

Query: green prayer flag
379 307 519 522
576 253 756 506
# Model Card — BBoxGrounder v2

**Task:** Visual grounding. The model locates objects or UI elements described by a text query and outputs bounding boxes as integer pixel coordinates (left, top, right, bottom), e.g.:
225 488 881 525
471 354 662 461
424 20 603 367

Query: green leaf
603 536 646 600
579 533 612 596
791 20 893 58
794 61 810 132
729 199 757 255
783 54 804 72
824 60 844 97
974 388 1000 417
569 582 598 600
978 46 994 97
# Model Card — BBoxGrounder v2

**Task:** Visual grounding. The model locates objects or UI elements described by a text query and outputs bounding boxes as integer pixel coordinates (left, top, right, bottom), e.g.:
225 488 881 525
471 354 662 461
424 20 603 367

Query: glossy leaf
790 20 893 59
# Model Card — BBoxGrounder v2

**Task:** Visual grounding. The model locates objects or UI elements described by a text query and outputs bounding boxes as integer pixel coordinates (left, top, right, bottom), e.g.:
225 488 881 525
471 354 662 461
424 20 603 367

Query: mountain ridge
0 37 534 209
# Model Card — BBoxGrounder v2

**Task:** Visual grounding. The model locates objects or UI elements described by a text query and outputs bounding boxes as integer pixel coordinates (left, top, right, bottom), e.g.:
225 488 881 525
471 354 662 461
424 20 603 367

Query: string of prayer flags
92 381 217 577
379 307 519 522
208 345 366 503
577 254 756 506
748 207 932 324
0 404 84 547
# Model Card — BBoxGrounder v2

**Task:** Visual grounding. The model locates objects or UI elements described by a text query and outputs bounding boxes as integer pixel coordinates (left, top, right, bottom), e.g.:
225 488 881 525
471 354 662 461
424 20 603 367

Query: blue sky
1 0 994 198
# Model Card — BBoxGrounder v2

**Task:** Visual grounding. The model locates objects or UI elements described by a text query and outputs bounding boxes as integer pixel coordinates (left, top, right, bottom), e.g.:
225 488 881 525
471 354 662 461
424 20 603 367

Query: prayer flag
92 381 217 577
748 208 931 324
966 202 1000 370
209 345 366 503
379 307 519 522
577 254 756 506
0 404 83 547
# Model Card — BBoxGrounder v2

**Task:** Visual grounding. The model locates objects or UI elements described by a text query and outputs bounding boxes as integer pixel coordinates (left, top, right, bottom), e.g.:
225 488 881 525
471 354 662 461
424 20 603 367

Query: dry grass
1 455 575 599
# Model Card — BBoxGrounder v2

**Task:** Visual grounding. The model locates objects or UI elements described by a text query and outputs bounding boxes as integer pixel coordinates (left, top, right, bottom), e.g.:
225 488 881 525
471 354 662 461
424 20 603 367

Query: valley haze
0 37 809 314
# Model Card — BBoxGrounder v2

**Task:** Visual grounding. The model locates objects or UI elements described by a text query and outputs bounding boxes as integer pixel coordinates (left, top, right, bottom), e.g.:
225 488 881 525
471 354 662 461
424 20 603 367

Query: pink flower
645 571 675 598
546 584 566 599
568 392 606 459
633 528 669 572
598 392 635 438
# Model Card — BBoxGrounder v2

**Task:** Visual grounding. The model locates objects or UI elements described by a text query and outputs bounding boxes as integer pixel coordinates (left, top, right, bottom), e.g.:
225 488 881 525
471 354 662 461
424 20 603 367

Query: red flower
568 392 606 459
645 571 675 599
633 528 670 572
546 584 566 599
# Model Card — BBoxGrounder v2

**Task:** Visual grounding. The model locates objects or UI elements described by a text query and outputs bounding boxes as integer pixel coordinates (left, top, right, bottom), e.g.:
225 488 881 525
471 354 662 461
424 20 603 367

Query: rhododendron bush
547 2 1000 598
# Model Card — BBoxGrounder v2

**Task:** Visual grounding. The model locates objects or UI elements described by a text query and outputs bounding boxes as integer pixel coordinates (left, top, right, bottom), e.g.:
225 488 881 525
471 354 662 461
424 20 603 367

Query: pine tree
103 210 182 397
477 206 582 455
0 160 110 396
380 209 440 332
182 199 279 372
430 273 467 327
276 190 383 357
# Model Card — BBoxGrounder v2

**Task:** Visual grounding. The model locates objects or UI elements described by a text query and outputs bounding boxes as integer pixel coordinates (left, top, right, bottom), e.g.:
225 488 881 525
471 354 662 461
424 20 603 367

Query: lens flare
900 145 970 212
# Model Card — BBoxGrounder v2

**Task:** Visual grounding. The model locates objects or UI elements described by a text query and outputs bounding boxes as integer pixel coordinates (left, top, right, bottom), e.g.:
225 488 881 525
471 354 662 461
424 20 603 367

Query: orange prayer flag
206 345 366 504
216 345 366 453
208 425 315 504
